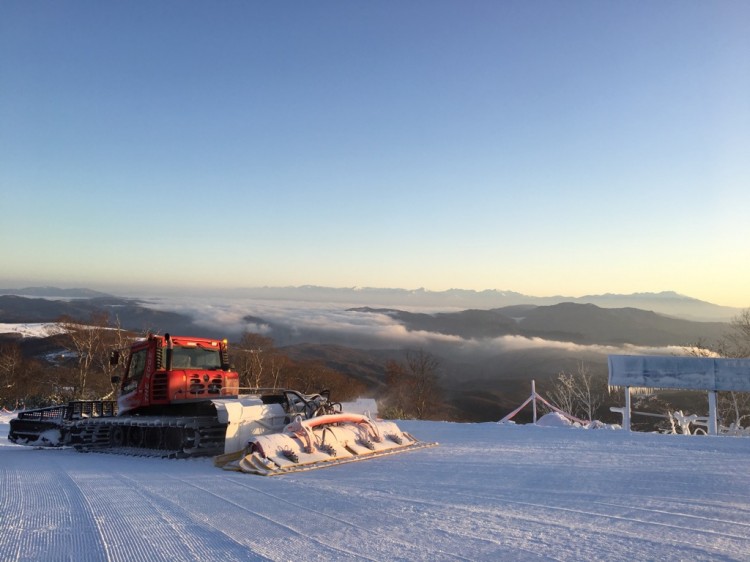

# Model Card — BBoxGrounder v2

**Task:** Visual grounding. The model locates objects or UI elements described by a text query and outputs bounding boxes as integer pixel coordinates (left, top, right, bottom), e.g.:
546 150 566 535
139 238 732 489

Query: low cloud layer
142 296 460 348
139 296 697 360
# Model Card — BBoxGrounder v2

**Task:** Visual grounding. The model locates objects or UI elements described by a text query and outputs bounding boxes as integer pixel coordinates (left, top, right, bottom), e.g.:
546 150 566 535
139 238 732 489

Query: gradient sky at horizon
2 1 749 307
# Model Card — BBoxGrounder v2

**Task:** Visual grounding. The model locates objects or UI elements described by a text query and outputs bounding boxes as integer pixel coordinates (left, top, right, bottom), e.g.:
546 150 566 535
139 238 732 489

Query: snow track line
356 489 640 561
626 488 750 509
458 492 750 543
445 490 750 559
644 493 750 511
473 485 750 526
592 500 750 530
0 457 24 562
226 479 478 562
118 474 271 562
633 494 750 520
354 486 749 561
59 470 114 562
594 481 750 506
265 479 566 562
520 487 750 516
167 476 381 561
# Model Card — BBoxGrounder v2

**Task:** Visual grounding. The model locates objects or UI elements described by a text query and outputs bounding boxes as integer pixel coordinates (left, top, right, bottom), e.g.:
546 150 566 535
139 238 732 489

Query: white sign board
608 355 750 392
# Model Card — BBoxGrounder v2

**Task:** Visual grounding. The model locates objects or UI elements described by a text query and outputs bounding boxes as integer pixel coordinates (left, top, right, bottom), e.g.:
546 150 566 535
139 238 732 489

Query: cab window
127 349 148 383
171 346 221 369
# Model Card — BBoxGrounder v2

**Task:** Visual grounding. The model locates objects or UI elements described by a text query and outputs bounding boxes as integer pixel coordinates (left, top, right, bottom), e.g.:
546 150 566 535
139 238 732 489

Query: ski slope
2 411 750 561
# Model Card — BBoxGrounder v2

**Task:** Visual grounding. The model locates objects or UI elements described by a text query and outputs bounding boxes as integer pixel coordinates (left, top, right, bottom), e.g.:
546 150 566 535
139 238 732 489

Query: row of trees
231 332 368 401
230 333 446 418
0 314 137 409
0 316 446 418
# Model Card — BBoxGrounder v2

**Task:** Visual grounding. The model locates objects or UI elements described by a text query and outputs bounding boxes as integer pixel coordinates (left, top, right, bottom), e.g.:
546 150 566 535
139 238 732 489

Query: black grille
152 372 168 401
187 375 224 395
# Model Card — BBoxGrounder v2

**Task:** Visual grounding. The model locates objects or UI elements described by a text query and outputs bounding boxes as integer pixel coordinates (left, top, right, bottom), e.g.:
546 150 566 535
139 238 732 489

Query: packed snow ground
2 412 750 561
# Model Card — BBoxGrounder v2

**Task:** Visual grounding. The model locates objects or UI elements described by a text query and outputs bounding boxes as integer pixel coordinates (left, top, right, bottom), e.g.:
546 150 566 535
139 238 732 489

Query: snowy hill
2 411 749 560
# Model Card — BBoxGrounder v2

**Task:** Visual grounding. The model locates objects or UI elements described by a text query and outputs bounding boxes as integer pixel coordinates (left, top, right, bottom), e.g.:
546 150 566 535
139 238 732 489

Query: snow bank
500 412 620 430
533 413 621 430
535 411 573 427
0 322 65 338
0 410 15 427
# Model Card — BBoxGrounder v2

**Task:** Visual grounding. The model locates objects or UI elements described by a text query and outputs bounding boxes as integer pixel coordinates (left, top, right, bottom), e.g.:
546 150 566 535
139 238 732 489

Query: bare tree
58 312 128 399
233 332 275 389
6 356 56 409
718 391 750 429
267 350 289 390
0 343 23 408
96 316 137 399
720 309 750 358
230 334 369 399
382 349 443 420
547 362 606 421
692 309 750 359
547 372 577 418
383 359 412 419
59 314 101 399
280 359 366 401
406 349 442 419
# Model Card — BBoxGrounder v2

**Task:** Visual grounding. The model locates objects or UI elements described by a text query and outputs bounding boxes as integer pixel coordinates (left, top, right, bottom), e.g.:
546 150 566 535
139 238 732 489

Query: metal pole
532 379 537 424
708 391 718 435
624 387 631 432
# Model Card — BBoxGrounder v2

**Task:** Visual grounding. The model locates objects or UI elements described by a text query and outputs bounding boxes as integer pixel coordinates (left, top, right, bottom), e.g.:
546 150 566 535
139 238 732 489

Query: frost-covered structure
608 355 750 434
608 355 750 392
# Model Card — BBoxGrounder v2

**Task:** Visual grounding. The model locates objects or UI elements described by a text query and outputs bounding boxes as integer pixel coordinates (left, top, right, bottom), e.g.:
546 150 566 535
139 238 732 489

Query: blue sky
1 1 749 307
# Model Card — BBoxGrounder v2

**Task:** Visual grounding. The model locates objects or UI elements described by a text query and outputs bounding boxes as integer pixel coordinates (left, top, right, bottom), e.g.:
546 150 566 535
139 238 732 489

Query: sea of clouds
133 295 696 360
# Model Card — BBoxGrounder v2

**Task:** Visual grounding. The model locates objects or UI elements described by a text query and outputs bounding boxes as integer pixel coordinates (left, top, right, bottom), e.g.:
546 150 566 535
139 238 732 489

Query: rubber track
69 415 228 459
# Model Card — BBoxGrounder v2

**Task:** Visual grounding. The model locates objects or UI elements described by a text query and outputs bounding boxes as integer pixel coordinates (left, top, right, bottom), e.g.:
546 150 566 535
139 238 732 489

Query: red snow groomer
9 333 436 475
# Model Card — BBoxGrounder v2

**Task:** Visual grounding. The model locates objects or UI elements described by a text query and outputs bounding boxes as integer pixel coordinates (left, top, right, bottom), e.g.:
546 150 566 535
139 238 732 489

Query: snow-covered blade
215 413 438 476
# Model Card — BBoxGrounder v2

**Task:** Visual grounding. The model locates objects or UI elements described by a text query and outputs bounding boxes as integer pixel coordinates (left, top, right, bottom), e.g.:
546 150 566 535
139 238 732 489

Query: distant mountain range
1 285 743 322
0 294 198 335
198 286 743 322
0 287 114 299
350 303 728 347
